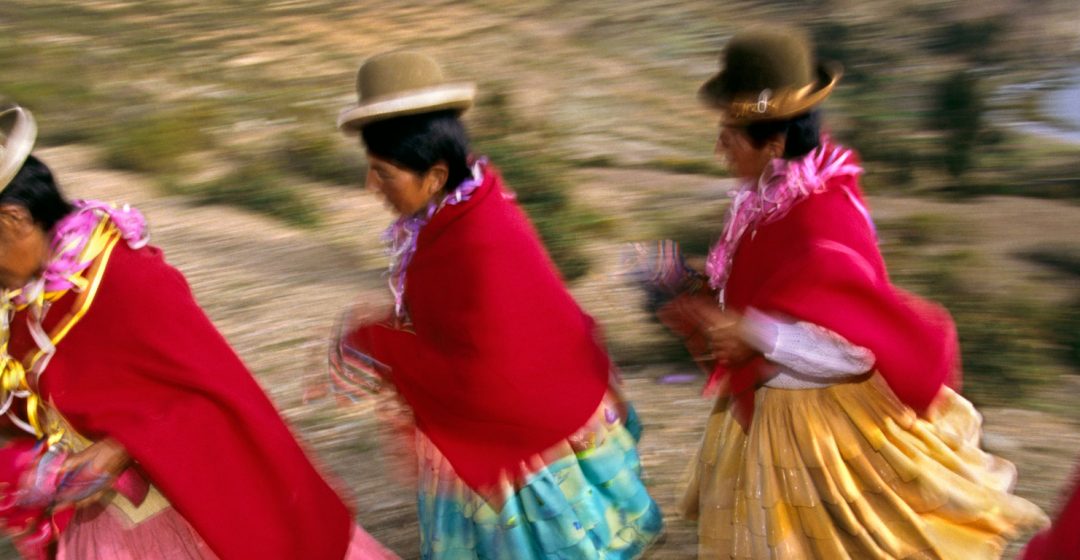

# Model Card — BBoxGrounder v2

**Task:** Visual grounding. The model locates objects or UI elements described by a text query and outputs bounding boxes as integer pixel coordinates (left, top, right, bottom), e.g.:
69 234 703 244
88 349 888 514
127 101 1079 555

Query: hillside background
1 1 1079 557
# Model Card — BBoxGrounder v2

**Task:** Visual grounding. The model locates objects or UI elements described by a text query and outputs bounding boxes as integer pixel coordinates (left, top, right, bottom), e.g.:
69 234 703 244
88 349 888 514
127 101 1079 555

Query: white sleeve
740 307 875 382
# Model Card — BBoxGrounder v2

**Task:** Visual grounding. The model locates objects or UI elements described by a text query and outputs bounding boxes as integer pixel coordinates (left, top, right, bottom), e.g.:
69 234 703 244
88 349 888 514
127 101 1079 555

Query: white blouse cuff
740 307 876 385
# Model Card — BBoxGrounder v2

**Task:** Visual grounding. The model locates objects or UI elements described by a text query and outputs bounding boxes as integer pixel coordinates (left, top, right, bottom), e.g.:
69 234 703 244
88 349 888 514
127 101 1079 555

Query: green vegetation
1020 245 1080 278
574 155 726 178
99 108 219 175
166 162 323 228
807 14 1080 197
927 71 987 179
273 129 365 186
897 253 1054 406
1020 245 1080 371
0 0 1074 333
471 88 613 280
1052 296 1080 372
3 0 1077 218
879 215 1061 406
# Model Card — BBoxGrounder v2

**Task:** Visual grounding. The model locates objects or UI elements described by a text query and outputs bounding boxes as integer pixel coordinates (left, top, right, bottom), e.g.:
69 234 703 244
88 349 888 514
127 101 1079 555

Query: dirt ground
15 144 1075 559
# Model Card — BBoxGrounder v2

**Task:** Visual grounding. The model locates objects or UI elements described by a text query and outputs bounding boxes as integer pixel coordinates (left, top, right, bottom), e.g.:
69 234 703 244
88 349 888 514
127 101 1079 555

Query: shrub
99 108 215 175
470 87 607 281
886 250 1054 406
1051 296 1080 372
178 162 322 228
927 71 985 179
274 129 364 186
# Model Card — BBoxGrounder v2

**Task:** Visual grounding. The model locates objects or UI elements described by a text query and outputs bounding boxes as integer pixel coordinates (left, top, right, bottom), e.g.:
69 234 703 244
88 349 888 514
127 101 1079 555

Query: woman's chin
1 273 38 291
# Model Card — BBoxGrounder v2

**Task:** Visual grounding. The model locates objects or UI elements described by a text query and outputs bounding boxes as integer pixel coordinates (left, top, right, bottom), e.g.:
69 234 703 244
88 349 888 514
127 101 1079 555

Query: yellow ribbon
0 215 122 440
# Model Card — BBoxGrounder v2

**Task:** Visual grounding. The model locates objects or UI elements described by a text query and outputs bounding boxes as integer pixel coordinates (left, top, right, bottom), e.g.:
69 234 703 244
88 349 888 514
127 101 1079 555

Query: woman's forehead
366 153 405 169
719 117 745 129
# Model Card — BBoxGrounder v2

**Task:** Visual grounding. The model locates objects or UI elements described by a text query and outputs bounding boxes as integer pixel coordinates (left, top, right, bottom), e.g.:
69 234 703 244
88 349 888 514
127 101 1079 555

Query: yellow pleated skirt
681 374 1049 559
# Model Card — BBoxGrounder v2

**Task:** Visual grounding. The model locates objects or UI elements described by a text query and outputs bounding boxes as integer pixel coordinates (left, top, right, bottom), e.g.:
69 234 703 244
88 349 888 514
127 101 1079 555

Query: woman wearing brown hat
0 105 396 559
331 51 663 559
636 27 1049 558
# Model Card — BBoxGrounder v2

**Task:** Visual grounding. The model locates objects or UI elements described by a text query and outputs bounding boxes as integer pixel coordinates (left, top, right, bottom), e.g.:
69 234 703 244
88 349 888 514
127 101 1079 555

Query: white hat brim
0 106 37 191
337 83 476 132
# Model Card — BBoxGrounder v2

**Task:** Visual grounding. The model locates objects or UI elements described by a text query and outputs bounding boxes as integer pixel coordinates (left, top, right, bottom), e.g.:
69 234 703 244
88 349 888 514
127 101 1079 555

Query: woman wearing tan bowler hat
629 27 1049 558
328 51 663 559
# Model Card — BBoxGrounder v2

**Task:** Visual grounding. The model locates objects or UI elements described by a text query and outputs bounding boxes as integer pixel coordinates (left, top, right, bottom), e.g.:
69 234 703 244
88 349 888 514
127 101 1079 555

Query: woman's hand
345 301 393 332
656 293 758 369
684 255 708 275
57 438 131 507
690 306 759 369
703 318 758 368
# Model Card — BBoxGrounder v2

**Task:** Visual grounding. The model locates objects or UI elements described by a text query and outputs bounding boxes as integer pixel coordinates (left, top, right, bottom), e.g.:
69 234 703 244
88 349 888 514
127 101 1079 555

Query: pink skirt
57 502 398 560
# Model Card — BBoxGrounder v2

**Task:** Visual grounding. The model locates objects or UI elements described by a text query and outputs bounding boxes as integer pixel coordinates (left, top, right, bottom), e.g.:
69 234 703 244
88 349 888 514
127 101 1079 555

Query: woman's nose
364 173 379 193
715 136 726 156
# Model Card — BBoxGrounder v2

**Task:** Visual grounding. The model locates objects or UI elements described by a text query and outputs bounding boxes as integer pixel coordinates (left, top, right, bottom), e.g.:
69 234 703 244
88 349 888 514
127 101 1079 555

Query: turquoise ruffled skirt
416 397 663 559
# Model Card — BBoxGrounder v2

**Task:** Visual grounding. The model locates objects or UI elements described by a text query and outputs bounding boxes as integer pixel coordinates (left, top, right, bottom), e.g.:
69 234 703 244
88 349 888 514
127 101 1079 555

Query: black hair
744 110 821 158
360 110 471 192
0 155 74 231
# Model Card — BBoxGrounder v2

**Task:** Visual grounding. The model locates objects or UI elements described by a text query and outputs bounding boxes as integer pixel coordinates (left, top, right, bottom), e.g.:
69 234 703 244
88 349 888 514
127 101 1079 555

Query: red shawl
716 174 959 425
1021 460 1080 559
348 165 610 496
9 243 353 560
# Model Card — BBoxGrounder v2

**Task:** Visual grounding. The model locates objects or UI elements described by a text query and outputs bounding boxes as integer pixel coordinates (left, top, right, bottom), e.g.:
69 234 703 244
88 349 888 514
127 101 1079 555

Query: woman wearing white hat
0 104 396 559
331 51 663 559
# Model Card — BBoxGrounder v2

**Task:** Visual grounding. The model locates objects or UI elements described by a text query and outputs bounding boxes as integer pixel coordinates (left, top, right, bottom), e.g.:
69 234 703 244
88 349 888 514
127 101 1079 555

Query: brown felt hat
337 50 475 132
0 105 37 191
700 26 841 125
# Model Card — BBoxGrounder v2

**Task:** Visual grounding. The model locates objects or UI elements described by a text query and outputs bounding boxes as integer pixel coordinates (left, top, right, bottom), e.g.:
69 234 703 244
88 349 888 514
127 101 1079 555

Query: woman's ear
768 135 787 160
424 162 449 195
0 204 35 238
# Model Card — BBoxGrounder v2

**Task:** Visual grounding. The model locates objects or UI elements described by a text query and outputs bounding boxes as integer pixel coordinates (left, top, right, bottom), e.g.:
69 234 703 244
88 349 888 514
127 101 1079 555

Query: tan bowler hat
0 105 36 191
700 27 841 125
337 51 475 132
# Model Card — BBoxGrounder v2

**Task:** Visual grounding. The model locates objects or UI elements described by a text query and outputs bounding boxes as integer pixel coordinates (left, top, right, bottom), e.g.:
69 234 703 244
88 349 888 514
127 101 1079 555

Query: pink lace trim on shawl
0 200 148 432
705 138 863 298
11 200 148 308
383 160 485 318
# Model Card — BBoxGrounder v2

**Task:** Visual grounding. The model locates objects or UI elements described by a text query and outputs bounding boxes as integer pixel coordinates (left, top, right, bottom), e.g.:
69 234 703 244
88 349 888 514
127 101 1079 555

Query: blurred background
1 0 1078 558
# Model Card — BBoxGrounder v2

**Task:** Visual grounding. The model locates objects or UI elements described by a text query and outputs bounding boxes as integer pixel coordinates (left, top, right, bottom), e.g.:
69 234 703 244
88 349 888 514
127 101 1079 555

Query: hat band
726 82 824 123
337 83 475 131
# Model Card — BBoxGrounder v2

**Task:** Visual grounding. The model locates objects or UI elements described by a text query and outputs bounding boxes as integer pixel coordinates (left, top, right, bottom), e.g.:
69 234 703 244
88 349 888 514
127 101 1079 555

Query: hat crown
337 50 475 131
698 26 840 124
357 51 446 102
0 105 36 191
717 29 814 98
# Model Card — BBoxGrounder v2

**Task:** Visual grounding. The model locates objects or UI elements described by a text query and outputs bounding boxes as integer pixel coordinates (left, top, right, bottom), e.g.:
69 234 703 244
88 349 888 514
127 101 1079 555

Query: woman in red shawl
634 28 1048 558
0 105 395 560
331 51 662 559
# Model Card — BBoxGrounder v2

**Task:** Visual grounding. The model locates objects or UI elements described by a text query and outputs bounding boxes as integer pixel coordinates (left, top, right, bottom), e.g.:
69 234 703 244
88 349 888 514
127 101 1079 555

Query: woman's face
715 122 777 180
0 205 49 290
364 153 446 217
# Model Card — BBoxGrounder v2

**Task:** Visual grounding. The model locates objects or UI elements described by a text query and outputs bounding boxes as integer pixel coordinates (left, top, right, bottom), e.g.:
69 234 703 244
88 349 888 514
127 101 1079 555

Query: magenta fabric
0 438 53 560
58 508 397 560
57 504 217 560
